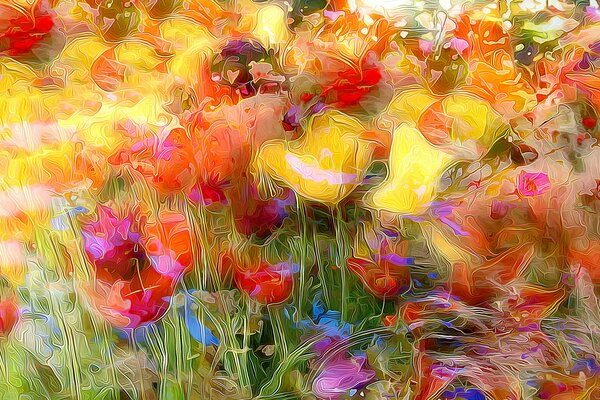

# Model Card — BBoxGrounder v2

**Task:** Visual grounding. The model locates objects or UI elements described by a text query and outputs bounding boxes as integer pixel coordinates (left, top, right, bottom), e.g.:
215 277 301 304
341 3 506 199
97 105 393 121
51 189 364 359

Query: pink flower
312 355 375 399
517 171 551 197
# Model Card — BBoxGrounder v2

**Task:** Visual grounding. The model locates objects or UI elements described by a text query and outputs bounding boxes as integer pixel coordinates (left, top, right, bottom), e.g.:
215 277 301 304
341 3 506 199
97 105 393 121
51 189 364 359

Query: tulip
256 110 376 204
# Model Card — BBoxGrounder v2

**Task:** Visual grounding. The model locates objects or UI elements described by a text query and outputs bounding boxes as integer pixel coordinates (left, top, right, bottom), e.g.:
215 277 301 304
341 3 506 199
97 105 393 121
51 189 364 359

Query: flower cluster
0 0 599 398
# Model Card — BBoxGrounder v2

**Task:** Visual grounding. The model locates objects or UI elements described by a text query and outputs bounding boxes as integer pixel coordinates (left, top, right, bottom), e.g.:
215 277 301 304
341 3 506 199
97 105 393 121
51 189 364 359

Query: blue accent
182 293 219 346
442 388 486 400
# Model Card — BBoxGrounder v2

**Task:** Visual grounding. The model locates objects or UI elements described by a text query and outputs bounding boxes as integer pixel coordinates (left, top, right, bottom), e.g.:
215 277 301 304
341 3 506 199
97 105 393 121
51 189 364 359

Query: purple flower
312 355 375 399
586 6 600 23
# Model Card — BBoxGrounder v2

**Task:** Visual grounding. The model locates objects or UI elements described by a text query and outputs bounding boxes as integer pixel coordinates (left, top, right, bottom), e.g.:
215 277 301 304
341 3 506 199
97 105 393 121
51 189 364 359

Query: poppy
114 127 199 196
143 210 194 279
366 124 453 214
234 261 294 304
256 109 376 204
80 204 192 328
229 182 292 239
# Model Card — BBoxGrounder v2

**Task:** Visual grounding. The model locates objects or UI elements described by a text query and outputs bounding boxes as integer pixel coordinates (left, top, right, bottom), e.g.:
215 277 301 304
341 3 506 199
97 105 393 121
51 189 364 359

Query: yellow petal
367 124 453 214
255 110 374 204
160 19 215 82
252 5 290 47
387 88 438 124
442 94 504 145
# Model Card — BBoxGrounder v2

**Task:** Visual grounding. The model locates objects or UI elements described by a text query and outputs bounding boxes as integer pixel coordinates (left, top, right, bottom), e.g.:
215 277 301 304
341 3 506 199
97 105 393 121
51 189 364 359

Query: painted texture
0 0 600 399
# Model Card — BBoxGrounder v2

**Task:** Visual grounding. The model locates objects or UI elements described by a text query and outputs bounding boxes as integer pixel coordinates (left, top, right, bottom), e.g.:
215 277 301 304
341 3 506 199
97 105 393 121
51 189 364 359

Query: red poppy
191 119 247 187
81 204 192 328
234 261 294 304
90 264 176 329
0 298 19 336
347 254 411 299
187 181 228 206
0 1 54 56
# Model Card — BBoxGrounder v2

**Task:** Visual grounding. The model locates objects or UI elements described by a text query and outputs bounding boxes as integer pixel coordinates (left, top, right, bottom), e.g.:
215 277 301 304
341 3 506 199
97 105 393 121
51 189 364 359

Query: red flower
230 183 292 239
234 261 294 304
109 127 199 196
321 61 383 110
0 1 54 56
0 298 19 336
81 204 193 328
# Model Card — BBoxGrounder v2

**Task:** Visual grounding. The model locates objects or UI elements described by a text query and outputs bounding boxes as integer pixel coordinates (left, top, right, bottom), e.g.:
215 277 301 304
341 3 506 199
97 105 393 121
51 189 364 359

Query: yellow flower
388 89 505 151
386 87 438 125
440 94 505 146
255 110 375 204
366 124 453 214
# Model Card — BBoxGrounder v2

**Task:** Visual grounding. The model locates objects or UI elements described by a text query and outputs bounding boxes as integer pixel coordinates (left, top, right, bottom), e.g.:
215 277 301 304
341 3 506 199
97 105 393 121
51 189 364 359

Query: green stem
268 304 288 361
333 206 349 322
128 330 147 400
296 197 307 322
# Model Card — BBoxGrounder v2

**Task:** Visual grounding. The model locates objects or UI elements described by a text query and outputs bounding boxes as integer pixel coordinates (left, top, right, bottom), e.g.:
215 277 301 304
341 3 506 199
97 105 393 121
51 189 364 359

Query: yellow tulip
366 124 453 214
255 110 375 204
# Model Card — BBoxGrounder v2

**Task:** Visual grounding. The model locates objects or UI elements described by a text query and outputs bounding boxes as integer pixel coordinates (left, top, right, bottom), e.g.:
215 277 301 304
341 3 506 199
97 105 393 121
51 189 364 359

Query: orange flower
234 261 295 304
143 209 194 279
111 127 199 196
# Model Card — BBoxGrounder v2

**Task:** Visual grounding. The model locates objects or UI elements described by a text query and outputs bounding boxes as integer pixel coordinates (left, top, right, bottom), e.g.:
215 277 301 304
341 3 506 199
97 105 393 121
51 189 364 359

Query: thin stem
333 206 349 322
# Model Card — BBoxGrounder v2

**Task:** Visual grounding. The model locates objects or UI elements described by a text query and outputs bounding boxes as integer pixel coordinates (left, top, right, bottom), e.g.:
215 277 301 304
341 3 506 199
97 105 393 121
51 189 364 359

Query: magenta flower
312 355 376 399
517 171 551 197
